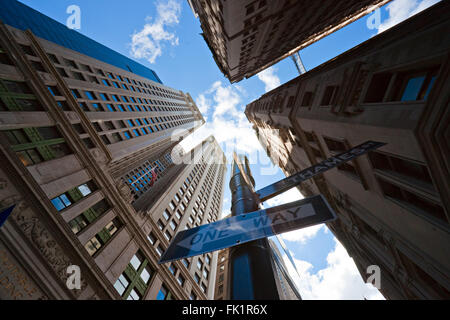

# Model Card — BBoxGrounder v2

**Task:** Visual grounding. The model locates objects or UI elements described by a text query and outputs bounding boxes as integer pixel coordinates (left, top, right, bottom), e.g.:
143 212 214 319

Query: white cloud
130 0 182 63
377 0 441 34
179 81 267 162
281 225 325 244
257 67 281 92
284 238 385 300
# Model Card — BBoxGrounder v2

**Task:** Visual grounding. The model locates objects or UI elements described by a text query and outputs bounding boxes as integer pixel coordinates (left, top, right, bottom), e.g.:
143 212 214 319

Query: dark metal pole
227 154 280 300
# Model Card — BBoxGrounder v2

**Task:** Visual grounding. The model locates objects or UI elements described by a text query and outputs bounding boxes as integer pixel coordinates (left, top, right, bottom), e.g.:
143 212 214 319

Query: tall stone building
245 2 450 299
0 0 226 300
188 0 391 83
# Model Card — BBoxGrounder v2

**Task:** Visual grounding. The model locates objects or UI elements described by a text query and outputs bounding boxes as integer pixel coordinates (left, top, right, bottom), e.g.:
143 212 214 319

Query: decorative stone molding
115 179 134 204
11 206 88 297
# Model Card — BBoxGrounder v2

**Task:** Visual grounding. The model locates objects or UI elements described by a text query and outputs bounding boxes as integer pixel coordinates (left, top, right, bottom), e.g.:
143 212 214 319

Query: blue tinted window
124 131 131 139
401 76 425 101
127 120 134 127
121 96 128 102
141 128 147 135
51 197 65 211
102 79 110 87
118 105 125 112
108 73 115 79
127 105 134 112
135 105 141 111
423 76 436 100
130 97 136 103
156 286 167 300
99 93 108 101
133 129 140 137
92 103 101 110
107 104 115 112
112 95 119 102
113 82 119 88
147 126 153 133
122 84 128 90
71 89 81 99
135 119 142 126
47 86 56 96
142 119 148 125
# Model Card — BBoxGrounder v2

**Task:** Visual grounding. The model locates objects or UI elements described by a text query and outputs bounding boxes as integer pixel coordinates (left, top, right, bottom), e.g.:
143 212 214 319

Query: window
189 292 197 300
169 264 177 275
197 260 203 270
320 86 339 106
156 285 171 300
200 283 207 293
147 232 156 245
177 274 185 286
115 251 153 300
169 220 177 231
163 209 170 221
169 201 176 211
51 181 97 211
130 253 143 270
156 245 164 256
323 137 361 181
203 269 209 279
127 289 141 300
377 179 446 223
364 73 392 103
5 127 71 167
68 199 110 234
182 258 190 269
114 274 129 296
390 66 439 102
84 91 96 100
84 217 122 256
194 273 200 284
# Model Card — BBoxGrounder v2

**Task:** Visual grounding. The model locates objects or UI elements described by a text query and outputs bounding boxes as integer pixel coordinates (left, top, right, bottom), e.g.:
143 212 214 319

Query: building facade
245 2 450 299
188 0 391 83
0 1 226 300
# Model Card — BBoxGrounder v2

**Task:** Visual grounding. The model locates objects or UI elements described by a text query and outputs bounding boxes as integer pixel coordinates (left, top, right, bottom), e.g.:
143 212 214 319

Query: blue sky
19 0 440 299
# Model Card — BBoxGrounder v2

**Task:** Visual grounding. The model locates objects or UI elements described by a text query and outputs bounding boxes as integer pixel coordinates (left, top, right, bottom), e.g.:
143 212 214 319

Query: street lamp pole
227 153 280 300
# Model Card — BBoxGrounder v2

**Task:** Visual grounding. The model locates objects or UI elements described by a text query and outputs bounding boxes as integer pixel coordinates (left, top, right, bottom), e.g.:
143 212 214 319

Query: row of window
253 64 440 113
41 49 184 102
298 132 446 226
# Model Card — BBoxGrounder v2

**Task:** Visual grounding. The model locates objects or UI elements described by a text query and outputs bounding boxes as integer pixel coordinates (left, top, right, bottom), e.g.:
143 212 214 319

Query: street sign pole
228 154 279 300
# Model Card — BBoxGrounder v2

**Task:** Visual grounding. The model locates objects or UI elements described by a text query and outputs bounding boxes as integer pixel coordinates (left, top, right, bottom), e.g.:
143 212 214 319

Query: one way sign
158 194 336 264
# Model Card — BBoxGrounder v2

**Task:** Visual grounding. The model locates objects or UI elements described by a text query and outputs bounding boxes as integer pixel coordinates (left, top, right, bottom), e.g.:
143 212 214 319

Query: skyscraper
188 0 391 83
0 0 225 300
214 239 302 300
245 2 450 299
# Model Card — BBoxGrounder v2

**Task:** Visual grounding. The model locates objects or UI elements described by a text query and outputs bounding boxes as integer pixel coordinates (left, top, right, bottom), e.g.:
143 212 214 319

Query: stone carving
12 207 88 297
115 179 134 204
